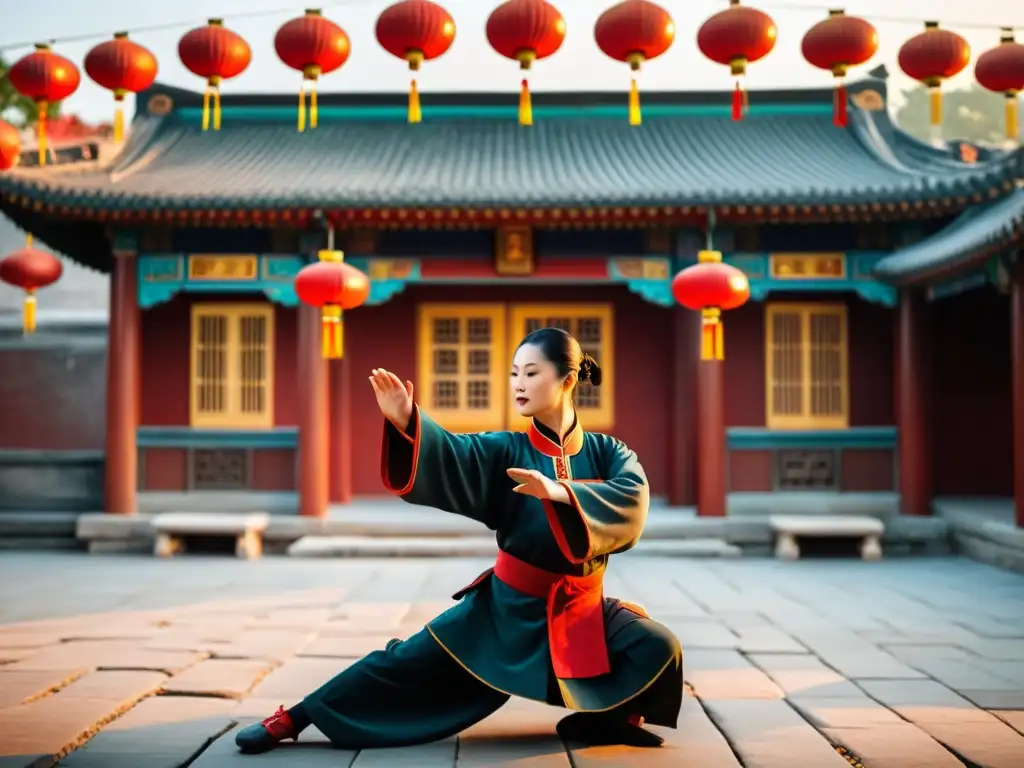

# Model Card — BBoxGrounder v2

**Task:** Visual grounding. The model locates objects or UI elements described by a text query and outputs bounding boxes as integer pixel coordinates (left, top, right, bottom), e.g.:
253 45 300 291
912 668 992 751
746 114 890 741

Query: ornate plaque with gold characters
495 226 534 276
187 255 259 281
769 253 846 280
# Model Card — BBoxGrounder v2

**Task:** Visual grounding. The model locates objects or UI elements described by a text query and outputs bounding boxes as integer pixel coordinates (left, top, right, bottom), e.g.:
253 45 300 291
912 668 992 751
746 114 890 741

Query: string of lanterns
0 0 1022 164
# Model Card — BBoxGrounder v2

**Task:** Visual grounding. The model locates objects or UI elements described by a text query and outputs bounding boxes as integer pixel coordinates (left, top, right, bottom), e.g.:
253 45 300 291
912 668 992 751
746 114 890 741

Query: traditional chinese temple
0 71 1021 527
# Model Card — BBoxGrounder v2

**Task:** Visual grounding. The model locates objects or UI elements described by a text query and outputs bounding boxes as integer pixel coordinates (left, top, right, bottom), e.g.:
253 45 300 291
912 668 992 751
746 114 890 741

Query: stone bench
151 512 269 560
769 515 884 561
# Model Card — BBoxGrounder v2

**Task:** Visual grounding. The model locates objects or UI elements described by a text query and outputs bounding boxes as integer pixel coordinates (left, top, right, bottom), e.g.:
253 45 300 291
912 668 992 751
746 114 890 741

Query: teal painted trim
346 258 421 306
926 270 988 301
137 253 304 308
724 251 897 307
137 427 298 449
727 427 897 451
606 257 674 307
174 103 833 124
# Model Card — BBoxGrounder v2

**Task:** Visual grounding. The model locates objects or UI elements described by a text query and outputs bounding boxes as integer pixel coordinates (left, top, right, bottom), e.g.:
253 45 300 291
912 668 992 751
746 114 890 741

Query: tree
0 55 61 128
894 82 1021 145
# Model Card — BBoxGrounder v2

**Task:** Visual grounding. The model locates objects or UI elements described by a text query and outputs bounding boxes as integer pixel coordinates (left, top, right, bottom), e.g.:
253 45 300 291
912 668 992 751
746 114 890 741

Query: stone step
287 535 742 558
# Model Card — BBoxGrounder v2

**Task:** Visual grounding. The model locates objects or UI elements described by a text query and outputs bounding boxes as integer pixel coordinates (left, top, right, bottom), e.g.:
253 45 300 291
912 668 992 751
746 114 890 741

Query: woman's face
510 343 574 418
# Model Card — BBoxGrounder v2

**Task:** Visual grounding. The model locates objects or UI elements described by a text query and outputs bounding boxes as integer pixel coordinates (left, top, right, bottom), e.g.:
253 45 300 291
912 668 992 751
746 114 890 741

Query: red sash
489 550 611 679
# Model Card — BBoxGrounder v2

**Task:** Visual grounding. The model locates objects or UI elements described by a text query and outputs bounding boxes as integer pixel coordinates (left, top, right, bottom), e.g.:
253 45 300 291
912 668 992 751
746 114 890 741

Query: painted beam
137 426 299 449
727 426 897 450
725 251 896 307
138 253 306 308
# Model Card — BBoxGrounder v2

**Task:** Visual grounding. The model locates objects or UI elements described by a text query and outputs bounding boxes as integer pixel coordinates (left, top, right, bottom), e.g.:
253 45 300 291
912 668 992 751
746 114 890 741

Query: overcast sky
2 0 1021 123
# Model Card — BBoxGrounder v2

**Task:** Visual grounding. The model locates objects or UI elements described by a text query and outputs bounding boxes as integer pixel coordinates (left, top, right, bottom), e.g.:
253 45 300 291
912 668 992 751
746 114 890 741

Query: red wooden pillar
696 359 726 516
896 288 932 516
669 306 698 506
298 304 329 516
1012 260 1024 527
104 252 140 514
329 355 353 504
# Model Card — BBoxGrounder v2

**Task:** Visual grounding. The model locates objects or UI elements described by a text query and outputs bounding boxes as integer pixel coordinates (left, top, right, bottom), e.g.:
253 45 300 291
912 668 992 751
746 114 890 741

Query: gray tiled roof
874 187 1024 284
0 78 1020 212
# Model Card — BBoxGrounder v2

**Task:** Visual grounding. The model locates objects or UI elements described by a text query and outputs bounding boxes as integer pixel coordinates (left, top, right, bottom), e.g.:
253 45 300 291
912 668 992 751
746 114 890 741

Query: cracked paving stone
663 623 738 650
212 630 316 663
457 697 569 767
161 659 277 699
245 609 334 630
0 647 47 665
1 641 207 675
788 696 908 729
188 721 353 766
0 632 63 649
991 710 1024 736
911 722 1024 768
735 628 807 654
350 739 456 767
0 669 90 708
747 654 864 699
701 699 850 768
57 670 168 700
816 650 928 680
683 651 784 700
569 696 741 768
822 725 965 768
250 658 350 700
857 679 1003 724
299 635 400 658
59 696 237 768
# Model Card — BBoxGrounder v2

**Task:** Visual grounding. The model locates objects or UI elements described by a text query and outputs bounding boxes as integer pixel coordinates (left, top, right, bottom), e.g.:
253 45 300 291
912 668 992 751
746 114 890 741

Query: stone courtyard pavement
0 553 1023 768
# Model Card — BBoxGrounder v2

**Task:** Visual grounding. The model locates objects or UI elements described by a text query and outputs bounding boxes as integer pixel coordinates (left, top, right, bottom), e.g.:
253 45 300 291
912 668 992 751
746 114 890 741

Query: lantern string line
0 0 1021 53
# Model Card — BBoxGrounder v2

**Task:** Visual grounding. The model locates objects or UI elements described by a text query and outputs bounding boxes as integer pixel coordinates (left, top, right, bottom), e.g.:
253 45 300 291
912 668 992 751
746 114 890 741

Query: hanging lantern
275 9 351 132
898 21 970 132
376 0 456 124
84 32 159 143
697 0 776 122
294 251 371 359
594 0 675 126
801 10 878 128
7 44 80 167
0 121 20 171
0 237 63 335
486 0 567 126
178 19 252 131
671 251 750 361
975 29 1024 142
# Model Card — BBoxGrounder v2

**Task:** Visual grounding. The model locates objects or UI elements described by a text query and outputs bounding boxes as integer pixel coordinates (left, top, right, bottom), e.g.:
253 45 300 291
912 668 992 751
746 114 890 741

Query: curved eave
874 188 1024 287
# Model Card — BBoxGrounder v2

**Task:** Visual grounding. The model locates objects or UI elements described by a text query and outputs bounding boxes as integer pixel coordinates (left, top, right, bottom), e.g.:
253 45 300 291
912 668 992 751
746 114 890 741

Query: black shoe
235 706 298 754
557 712 664 748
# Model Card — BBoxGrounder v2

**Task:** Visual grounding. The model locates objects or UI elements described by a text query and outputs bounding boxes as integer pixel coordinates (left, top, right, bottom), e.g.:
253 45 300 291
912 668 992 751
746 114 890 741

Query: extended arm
381 405 509 530
542 436 649 564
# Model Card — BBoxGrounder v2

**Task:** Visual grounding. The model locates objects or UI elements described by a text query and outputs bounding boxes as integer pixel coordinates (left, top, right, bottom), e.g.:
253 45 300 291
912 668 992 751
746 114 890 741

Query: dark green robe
302 407 682 749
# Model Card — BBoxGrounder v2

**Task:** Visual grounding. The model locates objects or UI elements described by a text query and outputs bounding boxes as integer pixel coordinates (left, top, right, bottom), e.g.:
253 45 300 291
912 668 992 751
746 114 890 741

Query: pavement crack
694 696 748 767
178 719 238 768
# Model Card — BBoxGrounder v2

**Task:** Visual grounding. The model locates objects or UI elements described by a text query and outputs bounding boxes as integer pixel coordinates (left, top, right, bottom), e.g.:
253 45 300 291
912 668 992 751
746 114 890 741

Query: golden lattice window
190 303 275 429
417 304 506 432
765 303 848 430
509 304 615 431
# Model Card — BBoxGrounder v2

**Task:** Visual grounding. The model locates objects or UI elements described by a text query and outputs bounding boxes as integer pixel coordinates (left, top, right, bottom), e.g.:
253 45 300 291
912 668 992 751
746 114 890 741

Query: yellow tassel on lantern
297 84 307 133
1007 93 1020 141
321 305 342 359
928 85 942 127
23 291 37 335
201 77 223 132
309 84 318 129
629 78 641 126
409 79 422 124
519 79 532 126
700 307 724 361
113 103 125 143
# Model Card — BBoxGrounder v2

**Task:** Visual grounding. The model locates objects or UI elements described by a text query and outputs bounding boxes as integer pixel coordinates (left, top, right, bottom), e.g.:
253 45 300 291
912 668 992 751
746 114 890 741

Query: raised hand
369 368 414 431
506 468 570 504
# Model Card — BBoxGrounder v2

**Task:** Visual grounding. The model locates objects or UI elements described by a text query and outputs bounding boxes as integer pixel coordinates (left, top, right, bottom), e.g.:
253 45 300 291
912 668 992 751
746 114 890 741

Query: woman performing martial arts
235 326 683 753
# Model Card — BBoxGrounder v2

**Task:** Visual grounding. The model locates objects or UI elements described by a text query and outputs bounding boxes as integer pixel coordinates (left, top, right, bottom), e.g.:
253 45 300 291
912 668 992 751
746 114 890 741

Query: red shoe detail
261 706 298 741
626 714 645 727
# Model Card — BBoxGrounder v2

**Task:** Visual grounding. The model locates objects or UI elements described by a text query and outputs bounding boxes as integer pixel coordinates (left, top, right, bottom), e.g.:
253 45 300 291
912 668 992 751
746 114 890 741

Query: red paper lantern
898 21 970 132
0 121 20 171
178 19 252 131
975 28 1024 141
8 44 81 166
84 32 159 143
0 238 63 335
801 10 878 128
696 0 776 122
594 0 675 126
294 251 371 359
486 0 567 126
671 251 750 361
376 0 457 124
275 10 351 132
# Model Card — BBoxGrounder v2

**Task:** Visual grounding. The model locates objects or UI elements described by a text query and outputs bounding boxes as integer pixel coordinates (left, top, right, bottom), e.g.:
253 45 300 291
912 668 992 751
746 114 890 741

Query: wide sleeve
380 404 510 530
542 436 649 564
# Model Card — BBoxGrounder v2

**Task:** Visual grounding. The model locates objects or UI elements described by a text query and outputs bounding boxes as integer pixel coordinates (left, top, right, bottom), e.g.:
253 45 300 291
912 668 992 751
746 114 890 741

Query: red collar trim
528 419 584 458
